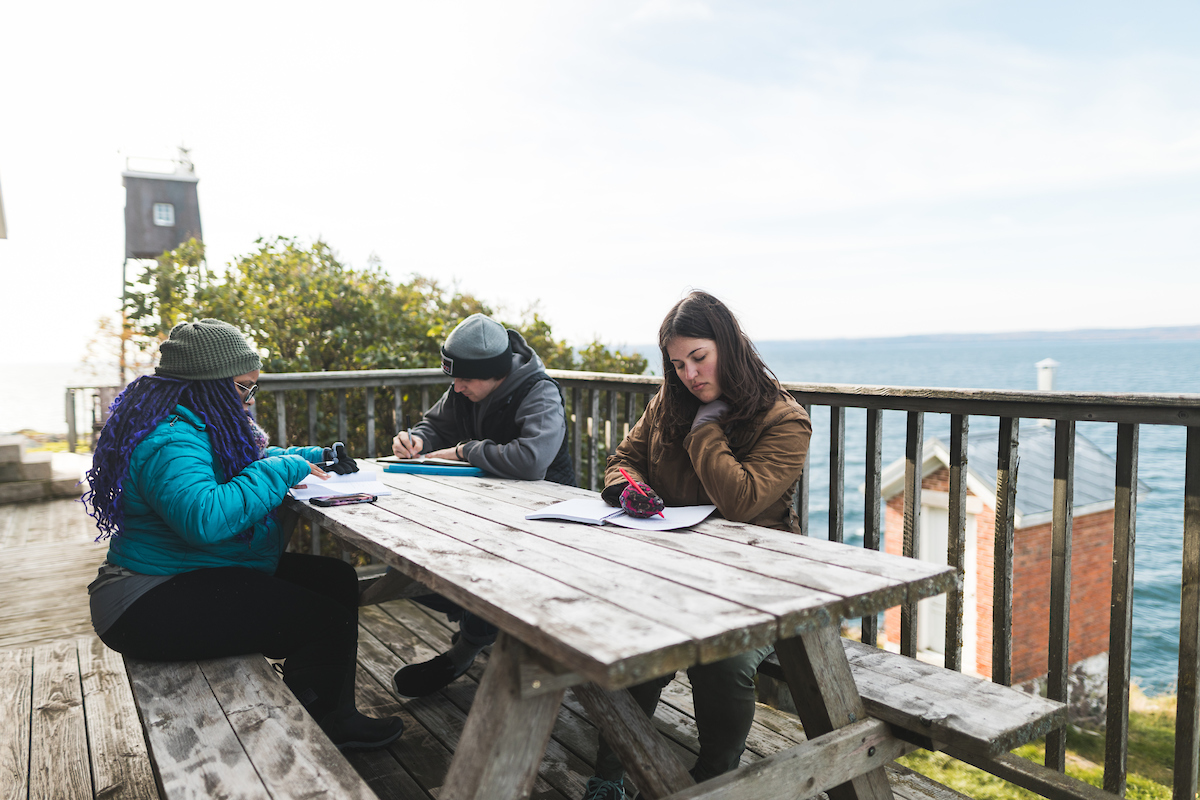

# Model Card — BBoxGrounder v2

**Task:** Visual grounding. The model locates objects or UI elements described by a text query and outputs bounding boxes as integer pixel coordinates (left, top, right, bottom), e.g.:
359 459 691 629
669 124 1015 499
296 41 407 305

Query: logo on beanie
441 354 453 375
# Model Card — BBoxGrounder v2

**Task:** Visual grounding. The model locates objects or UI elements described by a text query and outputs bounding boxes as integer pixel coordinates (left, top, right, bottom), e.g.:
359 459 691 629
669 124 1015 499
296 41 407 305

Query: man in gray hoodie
389 313 574 696
391 312 574 483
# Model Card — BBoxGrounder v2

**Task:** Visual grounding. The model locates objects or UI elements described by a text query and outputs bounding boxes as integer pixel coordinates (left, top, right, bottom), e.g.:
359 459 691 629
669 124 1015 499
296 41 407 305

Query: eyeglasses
234 381 259 402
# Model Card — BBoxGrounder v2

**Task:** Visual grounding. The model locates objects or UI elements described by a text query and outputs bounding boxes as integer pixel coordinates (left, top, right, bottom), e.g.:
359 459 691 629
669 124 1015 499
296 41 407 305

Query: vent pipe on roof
1037 358 1060 391
1036 358 1059 427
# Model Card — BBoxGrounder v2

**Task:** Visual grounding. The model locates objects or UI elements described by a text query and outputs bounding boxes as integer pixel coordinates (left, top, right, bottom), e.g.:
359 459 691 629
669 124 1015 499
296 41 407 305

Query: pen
618 467 665 518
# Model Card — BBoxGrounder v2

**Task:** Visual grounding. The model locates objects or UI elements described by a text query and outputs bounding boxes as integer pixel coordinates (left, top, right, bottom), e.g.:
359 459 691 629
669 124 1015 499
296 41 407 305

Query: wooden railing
254 368 664 491
73 368 1200 800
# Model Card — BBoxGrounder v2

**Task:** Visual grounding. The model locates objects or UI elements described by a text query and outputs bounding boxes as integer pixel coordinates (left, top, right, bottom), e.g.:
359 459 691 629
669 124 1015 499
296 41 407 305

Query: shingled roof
879 423 1149 528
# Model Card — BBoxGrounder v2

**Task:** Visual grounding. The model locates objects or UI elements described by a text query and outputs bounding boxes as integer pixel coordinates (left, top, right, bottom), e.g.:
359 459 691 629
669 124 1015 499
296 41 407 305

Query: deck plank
0 647 33 800
79 636 159 800
0 497 103 651
30 639 91 800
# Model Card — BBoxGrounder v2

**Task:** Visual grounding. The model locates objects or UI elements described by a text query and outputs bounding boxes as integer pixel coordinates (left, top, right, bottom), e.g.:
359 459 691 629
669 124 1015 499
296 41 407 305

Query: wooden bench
758 639 1067 757
124 652 377 800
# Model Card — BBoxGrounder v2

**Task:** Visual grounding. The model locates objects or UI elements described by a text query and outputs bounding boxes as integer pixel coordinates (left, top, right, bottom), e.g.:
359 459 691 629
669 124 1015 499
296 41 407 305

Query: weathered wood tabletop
288 463 958 800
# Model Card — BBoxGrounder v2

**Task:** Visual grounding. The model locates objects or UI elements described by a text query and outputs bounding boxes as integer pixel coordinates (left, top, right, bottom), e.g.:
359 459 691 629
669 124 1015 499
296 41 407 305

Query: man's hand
392 431 424 458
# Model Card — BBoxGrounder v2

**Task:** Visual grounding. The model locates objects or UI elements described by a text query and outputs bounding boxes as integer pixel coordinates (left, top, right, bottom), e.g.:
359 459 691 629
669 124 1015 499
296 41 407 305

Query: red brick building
878 425 1144 694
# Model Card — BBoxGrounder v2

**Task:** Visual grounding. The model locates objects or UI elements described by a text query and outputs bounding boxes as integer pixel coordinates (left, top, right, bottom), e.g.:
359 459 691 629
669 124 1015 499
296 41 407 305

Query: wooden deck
0 497 961 800
0 496 104 651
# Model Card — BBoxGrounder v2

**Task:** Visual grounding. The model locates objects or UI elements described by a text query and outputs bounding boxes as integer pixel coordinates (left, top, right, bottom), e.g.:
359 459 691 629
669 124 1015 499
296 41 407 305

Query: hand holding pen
618 467 666 518
391 416 424 459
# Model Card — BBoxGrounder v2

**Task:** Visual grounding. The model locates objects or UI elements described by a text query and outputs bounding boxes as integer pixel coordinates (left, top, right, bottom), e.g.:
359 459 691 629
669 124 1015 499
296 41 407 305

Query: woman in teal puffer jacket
84 319 403 751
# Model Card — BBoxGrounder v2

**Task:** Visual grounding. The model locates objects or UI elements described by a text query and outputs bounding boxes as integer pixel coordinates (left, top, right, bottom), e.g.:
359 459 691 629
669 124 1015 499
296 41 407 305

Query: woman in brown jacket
582 292 812 800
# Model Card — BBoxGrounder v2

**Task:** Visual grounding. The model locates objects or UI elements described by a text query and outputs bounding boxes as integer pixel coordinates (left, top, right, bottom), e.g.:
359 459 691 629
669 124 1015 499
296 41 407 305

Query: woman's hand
392 431 424 458
292 460 330 489
691 399 730 431
619 481 665 518
322 441 359 474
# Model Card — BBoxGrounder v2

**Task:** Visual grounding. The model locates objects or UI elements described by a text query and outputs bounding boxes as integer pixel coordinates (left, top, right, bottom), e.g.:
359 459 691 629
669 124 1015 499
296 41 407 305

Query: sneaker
392 654 472 698
319 710 404 751
581 776 625 800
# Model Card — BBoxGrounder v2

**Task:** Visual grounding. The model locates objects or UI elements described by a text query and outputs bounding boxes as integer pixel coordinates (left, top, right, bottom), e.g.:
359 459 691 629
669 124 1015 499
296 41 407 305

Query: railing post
607 390 619 456
624 391 636 442
393 386 404 442
65 389 77 453
945 414 968 671
1105 422 1138 796
365 387 376 458
993 417 1019 686
797 404 810 536
829 406 845 543
901 411 924 658
589 389 600 491
273 391 288 447
572 387 583 488
861 408 883 647
307 390 318 446
337 390 348 444
1175 426 1200 800
1046 419 1075 771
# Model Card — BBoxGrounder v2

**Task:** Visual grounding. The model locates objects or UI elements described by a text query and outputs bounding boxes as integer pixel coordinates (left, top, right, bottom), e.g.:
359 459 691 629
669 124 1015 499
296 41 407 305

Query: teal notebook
383 463 487 477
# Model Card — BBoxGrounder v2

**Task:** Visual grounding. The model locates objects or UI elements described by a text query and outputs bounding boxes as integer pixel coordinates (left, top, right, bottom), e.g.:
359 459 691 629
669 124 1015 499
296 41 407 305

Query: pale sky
2 0 1198 365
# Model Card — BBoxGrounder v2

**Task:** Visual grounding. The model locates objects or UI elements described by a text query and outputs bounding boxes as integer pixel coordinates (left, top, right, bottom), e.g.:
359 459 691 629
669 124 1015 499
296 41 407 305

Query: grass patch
25 440 91 453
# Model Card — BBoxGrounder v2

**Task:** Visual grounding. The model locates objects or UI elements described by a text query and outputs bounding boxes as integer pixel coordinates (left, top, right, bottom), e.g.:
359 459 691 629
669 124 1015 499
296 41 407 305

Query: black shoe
319 710 404 751
393 654 472 698
581 777 626 800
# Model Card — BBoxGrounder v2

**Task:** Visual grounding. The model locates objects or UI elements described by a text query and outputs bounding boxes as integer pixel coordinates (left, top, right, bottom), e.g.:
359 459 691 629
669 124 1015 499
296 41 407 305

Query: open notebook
525 497 716 532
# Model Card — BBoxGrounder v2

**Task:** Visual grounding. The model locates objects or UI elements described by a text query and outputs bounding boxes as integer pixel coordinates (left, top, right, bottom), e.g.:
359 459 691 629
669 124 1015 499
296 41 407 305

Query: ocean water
755 338 1200 695
0 362 99 436
6 339 1199 692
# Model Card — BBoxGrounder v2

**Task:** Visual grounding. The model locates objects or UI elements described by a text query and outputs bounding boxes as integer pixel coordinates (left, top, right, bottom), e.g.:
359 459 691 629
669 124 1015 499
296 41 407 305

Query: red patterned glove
620 482 665 518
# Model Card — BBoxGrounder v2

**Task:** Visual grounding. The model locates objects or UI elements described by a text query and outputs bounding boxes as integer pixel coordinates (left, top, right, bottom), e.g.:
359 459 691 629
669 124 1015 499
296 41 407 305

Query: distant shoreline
756 324 1200 347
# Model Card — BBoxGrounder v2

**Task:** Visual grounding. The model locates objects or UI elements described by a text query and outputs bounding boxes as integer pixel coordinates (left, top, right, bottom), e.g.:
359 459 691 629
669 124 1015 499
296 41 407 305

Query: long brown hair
657 291 784 441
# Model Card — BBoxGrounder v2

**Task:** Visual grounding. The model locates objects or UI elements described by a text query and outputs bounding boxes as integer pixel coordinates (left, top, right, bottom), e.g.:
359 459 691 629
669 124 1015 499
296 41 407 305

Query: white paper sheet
289 470 392 501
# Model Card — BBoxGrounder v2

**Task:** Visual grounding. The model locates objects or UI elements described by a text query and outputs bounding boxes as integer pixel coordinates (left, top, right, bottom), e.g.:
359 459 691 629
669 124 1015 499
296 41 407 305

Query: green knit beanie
156 319 263 380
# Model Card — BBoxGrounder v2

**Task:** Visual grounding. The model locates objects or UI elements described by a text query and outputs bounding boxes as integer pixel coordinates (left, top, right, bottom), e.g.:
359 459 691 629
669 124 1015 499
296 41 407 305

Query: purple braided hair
83 375 262 541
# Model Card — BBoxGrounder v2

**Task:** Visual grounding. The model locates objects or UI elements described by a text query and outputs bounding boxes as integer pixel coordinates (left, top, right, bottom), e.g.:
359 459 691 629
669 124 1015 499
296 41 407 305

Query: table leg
572 682 695 799
774 625 896 800
441 632 566 800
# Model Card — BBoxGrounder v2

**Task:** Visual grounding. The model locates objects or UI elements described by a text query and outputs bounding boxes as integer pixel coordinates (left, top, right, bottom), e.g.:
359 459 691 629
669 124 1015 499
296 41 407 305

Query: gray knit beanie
156 319 263 380
441 314 513 379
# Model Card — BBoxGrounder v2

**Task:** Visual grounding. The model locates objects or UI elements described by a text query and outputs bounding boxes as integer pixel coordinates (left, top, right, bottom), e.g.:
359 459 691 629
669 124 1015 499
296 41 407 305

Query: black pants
412 593 498 647
100 552 360 721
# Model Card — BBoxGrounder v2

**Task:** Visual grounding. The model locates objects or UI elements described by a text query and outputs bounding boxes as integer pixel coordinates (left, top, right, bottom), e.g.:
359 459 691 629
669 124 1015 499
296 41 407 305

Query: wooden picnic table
287 463 958 800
